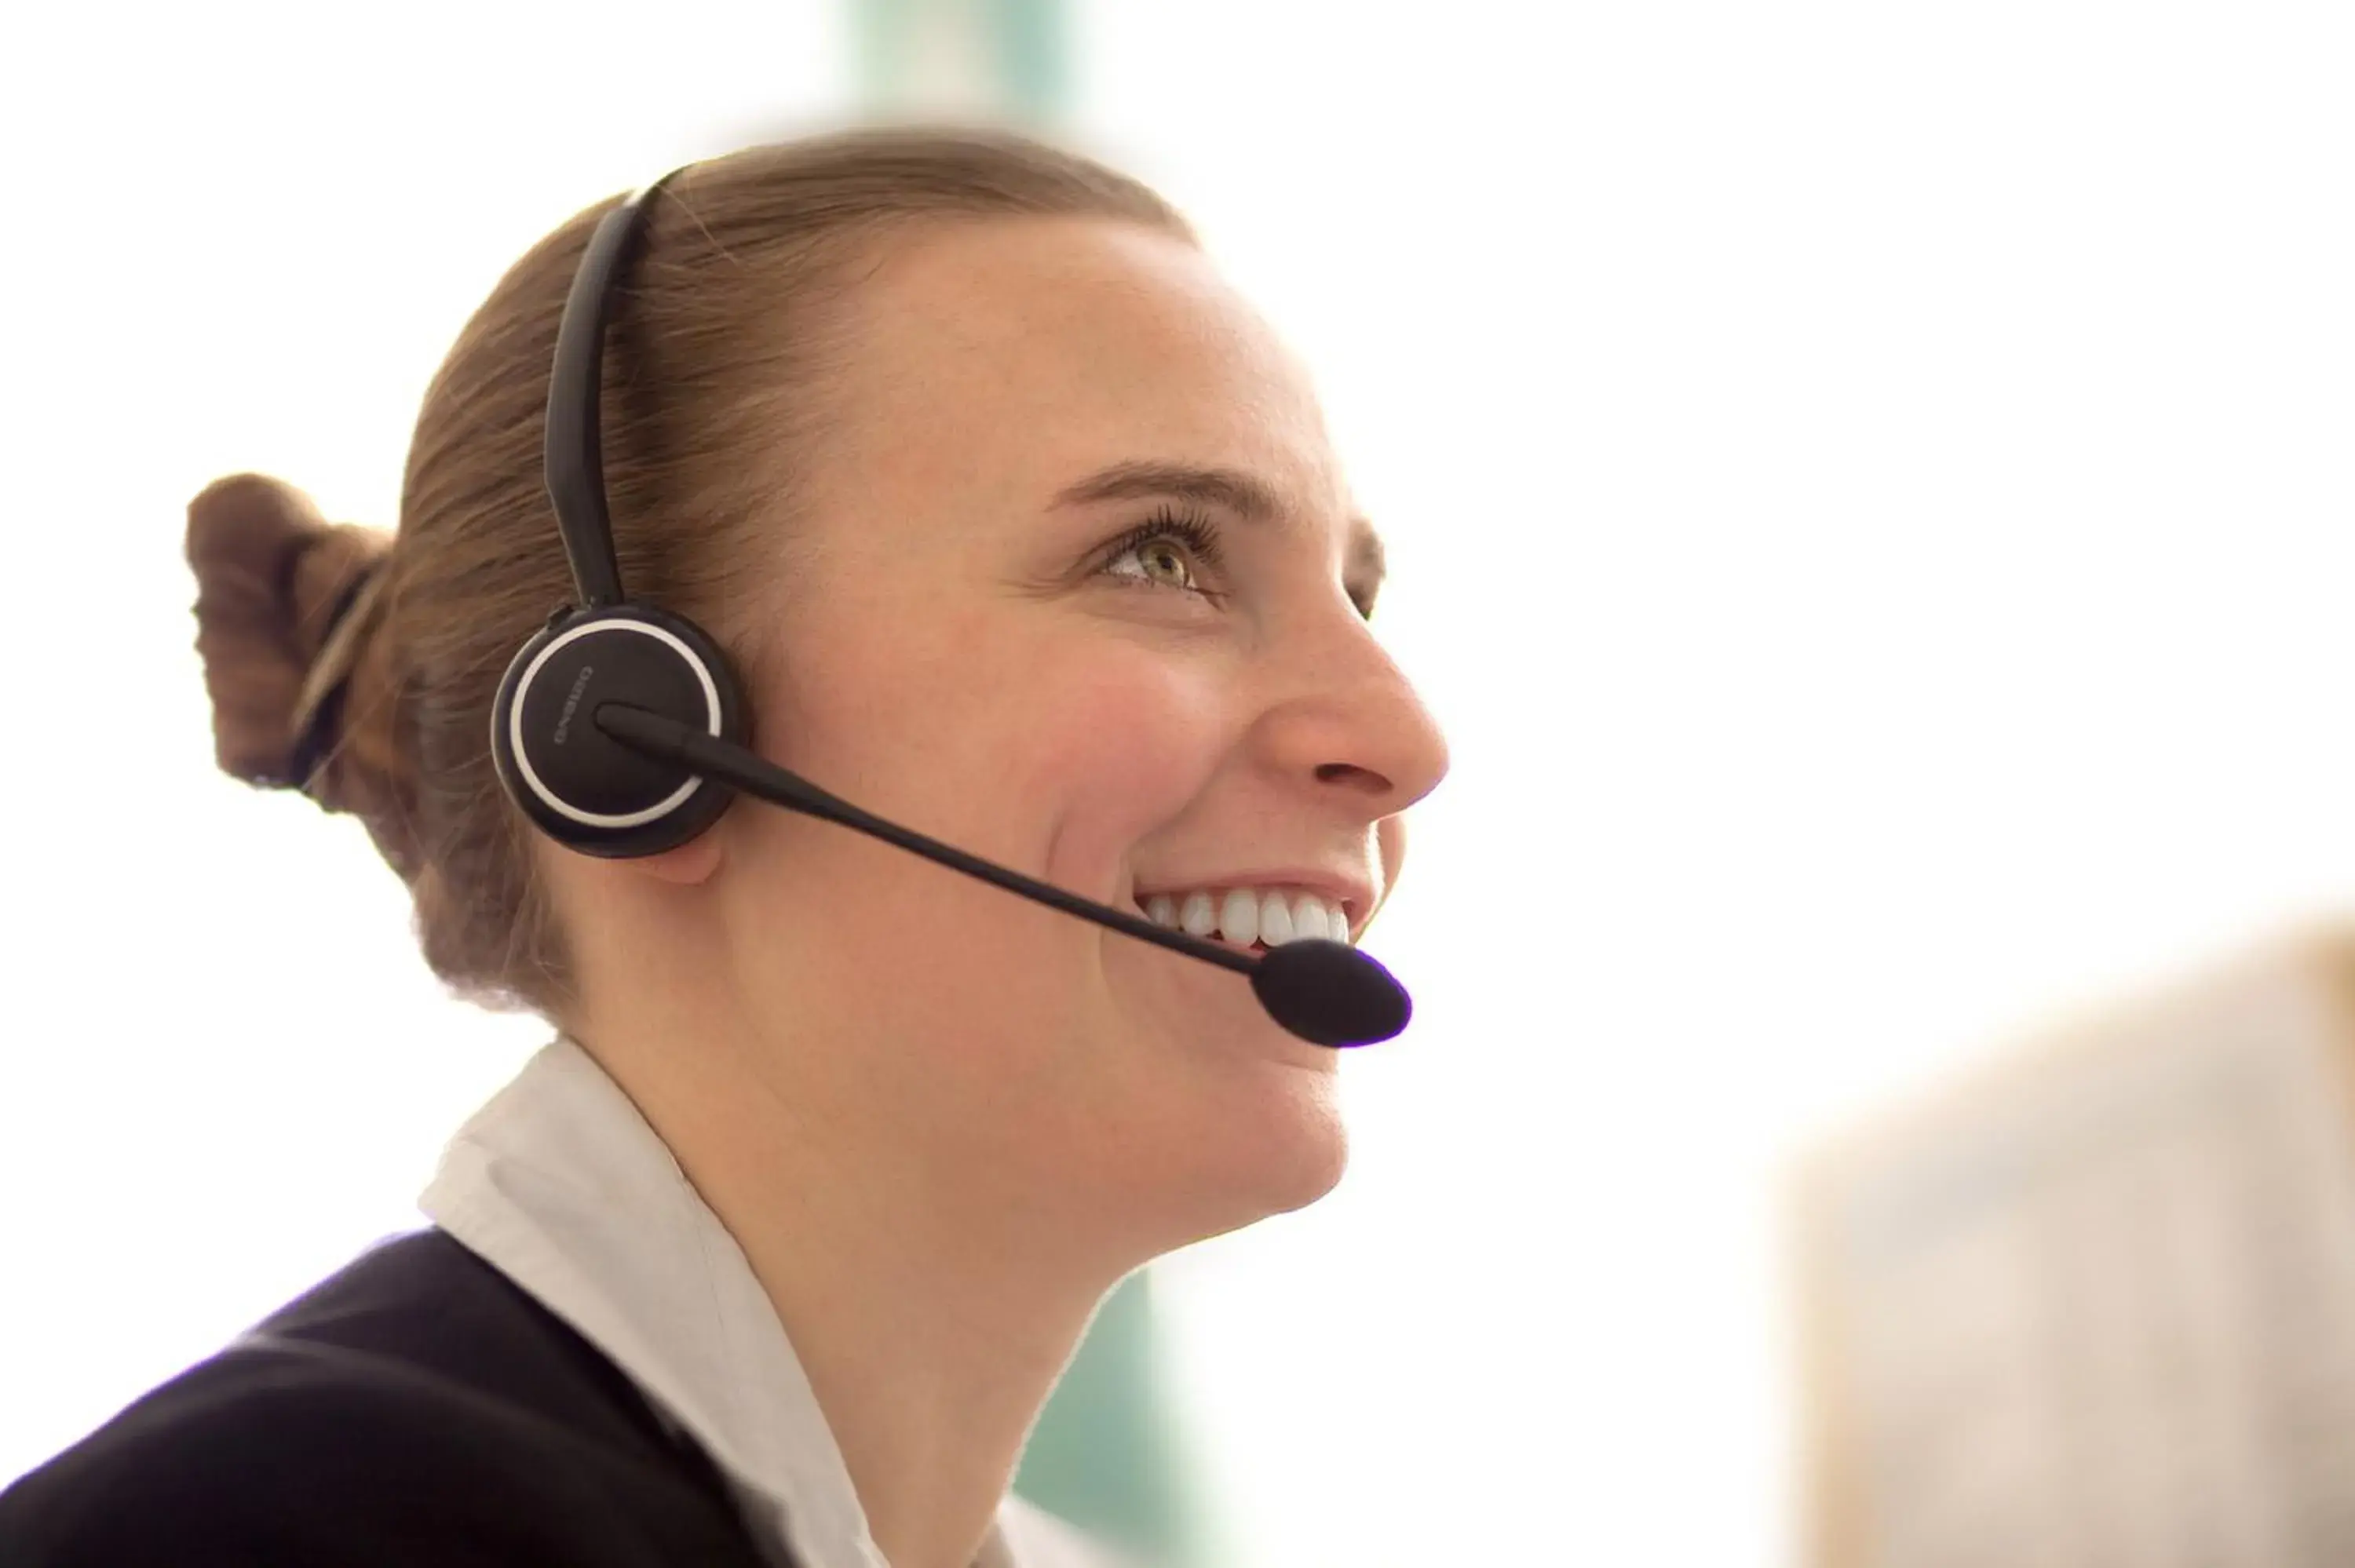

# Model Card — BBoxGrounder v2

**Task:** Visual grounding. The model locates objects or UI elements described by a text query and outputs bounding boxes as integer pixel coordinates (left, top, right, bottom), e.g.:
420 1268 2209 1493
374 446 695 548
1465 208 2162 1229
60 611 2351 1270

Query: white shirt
418 1036 1125 1568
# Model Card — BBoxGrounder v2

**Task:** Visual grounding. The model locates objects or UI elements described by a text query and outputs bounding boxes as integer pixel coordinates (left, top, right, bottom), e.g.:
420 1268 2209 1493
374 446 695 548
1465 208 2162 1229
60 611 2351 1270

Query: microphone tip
1249 939 1412 1048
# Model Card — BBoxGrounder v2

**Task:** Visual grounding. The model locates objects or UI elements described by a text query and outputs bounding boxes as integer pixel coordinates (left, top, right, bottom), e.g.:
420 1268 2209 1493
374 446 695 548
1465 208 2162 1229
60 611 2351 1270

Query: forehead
811 216 1350 522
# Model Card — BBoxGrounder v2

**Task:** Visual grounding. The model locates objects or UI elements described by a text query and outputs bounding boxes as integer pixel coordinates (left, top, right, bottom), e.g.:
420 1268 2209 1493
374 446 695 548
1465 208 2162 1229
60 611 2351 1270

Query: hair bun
186 473 391 793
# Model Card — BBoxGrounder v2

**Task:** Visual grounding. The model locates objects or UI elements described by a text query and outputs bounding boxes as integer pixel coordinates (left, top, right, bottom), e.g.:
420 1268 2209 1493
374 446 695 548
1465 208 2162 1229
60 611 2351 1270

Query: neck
584 1001 1137 1568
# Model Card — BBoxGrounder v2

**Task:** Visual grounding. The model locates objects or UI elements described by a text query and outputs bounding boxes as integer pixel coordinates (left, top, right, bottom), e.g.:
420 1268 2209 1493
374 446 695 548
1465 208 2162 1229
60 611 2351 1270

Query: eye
1097 509 1226 600
1107 534 1202 593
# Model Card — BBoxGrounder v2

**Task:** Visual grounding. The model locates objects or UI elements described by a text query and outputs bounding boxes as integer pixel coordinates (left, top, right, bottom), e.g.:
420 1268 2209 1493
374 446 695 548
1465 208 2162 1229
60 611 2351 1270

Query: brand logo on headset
552 664 597 746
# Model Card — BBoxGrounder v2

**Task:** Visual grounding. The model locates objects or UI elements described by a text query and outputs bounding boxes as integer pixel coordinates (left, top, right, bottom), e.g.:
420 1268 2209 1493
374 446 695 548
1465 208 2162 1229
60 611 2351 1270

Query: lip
1128 869 1377 941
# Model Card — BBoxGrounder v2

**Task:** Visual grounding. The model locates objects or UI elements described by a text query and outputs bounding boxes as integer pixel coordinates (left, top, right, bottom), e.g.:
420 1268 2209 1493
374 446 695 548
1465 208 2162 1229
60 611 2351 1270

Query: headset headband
543 170 690 610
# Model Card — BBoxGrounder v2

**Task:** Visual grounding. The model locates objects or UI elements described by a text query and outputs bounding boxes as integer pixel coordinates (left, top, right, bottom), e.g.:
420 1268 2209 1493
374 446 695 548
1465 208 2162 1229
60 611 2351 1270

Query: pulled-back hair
186 127 1191 1017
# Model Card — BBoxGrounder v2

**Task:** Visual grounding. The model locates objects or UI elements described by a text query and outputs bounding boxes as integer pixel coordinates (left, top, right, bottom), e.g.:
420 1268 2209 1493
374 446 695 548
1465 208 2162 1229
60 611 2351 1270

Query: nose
1251 610 1451 819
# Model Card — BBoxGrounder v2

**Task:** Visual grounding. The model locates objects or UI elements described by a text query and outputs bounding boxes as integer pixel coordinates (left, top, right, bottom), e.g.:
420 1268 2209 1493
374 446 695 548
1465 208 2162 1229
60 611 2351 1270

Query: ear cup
491 603 747 858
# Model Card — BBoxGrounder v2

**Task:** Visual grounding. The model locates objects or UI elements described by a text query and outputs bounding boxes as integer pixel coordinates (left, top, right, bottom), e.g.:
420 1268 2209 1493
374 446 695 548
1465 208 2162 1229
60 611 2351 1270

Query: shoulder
0 1232 769 1568
0 1337 558 1565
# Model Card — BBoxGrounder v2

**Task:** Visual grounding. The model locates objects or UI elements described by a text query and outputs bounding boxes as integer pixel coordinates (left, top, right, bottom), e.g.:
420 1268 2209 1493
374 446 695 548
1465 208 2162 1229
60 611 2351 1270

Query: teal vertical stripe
1013 1270 1204 1566
853 0 1068 122
993 0 1067 120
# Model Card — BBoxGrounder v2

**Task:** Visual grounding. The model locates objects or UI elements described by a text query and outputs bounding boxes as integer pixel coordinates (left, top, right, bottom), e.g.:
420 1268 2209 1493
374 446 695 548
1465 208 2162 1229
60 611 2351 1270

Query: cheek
1014 649 1231 881
765 593 1231 882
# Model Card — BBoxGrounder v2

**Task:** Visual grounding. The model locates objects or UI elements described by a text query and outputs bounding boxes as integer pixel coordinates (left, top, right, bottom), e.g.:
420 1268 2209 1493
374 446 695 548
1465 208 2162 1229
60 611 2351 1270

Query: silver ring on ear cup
508 618 720 830
490 603 748 859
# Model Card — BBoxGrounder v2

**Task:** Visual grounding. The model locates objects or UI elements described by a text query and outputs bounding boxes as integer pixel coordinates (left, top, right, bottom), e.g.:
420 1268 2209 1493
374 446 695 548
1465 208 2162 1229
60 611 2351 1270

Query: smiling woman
0 126 1447 1568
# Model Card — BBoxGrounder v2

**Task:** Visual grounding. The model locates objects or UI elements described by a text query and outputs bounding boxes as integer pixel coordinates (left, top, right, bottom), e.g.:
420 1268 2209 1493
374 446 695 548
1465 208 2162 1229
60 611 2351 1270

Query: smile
1131 886 1353 950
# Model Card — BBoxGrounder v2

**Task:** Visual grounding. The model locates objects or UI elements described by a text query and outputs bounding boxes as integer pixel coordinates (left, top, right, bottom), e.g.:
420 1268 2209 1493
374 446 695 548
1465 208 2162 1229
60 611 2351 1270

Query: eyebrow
1051 459 1389 603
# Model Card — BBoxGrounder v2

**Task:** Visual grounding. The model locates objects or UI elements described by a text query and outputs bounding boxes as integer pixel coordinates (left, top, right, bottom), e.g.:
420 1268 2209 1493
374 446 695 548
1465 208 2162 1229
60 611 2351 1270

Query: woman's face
714 215 1448 1249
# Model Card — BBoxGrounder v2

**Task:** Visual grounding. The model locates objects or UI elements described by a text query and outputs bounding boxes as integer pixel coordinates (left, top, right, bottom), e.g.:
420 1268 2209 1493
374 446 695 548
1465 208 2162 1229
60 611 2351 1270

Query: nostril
1314 760 1388 790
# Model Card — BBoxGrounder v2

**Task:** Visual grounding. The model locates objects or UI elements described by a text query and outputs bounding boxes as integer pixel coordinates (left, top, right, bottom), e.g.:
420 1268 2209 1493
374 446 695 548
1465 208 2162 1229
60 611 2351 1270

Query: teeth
1296 892 1338 943
1219 889 1259 947
1135 886 1352 947
1258 893 1294 946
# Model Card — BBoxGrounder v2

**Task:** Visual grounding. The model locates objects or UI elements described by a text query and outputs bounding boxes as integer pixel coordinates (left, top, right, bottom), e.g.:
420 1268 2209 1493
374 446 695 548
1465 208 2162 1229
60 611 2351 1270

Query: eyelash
1097 506 1228 600
1092 507 1379 622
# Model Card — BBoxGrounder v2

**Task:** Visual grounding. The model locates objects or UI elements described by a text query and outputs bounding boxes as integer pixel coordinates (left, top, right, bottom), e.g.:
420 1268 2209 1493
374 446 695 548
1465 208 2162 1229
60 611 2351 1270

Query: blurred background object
1795 928 2355 1566
856 0 1067 122
5 2 2355 1566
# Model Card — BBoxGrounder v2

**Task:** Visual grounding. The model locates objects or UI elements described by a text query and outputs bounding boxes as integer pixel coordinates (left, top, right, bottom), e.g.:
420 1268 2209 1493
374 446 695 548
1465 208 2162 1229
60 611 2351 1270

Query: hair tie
287 559 388 796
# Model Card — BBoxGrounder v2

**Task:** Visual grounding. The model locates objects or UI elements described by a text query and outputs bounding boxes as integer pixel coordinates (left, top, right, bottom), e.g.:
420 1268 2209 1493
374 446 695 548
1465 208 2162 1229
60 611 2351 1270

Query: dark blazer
0 1230 780 1566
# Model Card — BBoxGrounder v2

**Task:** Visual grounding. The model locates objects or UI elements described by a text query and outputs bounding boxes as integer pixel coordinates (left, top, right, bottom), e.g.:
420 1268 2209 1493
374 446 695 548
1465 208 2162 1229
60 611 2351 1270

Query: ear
625 831 724 887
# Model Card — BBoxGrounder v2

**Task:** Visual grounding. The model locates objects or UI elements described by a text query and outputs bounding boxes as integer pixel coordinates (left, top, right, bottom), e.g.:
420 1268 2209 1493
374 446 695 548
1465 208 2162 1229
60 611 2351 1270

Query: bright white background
5 3 2354 1565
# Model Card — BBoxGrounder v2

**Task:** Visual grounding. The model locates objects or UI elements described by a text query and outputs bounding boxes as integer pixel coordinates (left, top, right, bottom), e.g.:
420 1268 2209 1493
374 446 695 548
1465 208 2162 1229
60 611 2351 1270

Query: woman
0 127 1448 1568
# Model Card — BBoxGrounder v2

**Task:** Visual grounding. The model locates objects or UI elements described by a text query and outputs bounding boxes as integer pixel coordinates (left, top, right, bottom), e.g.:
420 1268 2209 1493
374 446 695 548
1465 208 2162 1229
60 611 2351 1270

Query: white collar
419 1036 1106 1568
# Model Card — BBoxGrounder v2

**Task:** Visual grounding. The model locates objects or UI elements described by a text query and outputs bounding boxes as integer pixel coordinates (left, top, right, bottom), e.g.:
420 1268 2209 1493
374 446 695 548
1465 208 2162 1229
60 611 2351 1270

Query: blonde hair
185 127 1192 1017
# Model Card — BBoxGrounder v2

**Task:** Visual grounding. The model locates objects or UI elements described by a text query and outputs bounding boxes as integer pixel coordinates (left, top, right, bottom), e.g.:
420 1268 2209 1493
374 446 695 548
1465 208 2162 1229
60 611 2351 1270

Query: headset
484 171 1410 1048
488 170 743 862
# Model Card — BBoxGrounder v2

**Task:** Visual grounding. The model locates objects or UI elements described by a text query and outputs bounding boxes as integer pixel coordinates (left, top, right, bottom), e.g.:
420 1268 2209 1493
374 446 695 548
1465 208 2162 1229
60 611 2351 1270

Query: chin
1254 1063 1353 1214
1152 1045 1353 1247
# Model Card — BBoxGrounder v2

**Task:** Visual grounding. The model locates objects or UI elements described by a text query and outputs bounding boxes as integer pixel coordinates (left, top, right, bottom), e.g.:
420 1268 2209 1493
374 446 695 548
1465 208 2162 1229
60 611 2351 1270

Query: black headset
480 169 1411 1048
488 171 747 860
